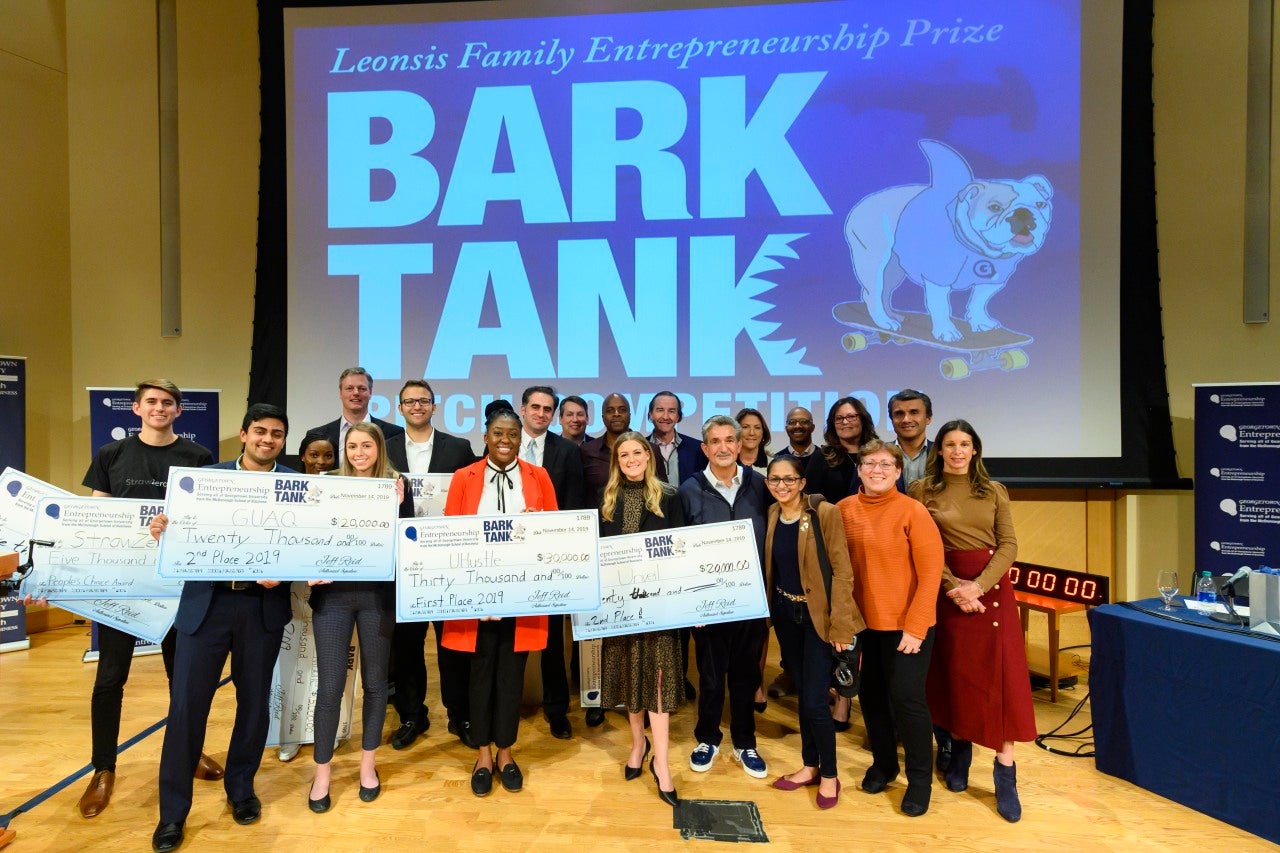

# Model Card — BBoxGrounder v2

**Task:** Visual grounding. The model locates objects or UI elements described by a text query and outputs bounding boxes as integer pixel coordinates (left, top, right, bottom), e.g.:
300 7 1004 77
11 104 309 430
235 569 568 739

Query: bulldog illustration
844 140 1052 341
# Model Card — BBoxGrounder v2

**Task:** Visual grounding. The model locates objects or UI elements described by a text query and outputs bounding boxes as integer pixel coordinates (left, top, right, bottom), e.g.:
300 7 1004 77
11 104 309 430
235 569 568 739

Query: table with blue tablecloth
1089 600 1280 845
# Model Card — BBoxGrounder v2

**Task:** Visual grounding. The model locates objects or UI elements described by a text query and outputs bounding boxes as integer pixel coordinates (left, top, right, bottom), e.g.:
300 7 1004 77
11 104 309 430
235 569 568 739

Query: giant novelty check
56 595 180 646
0 467 71 559
157 468 400 581
571 519 767 640
405 473 452 518
396 509 600 621
24 497 181 599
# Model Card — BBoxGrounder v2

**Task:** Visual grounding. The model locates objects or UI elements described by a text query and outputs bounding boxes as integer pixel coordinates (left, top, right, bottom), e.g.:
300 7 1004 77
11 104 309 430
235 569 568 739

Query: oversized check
52 595 179 646
156 468 399 581
24 497 181 599
0 467 71 560
571 519 767 640
396 509 600 621
406 473 452 518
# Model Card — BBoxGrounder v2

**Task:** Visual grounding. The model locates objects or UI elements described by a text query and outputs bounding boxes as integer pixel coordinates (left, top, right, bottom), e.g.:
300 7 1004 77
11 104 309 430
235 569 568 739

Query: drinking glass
1156 569 1179 611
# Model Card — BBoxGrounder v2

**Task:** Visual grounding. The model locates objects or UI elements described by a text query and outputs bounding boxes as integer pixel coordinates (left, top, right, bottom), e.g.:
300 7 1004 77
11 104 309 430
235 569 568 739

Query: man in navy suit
150 404 294 853
301 366 403 463
647 391 707 487
385 380 478 750
518 386 591 735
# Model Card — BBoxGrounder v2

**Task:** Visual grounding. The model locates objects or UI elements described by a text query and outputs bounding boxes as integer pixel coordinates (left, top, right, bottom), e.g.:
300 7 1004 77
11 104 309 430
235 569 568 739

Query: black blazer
599 484 685 536
173 461 294 635
540 431 590 510
385 429 477 474
648 431 708 485
302 415 404 456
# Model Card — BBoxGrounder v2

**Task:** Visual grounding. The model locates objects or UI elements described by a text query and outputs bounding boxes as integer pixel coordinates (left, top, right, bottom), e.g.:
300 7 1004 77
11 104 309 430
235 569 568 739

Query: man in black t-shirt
76 380 221 821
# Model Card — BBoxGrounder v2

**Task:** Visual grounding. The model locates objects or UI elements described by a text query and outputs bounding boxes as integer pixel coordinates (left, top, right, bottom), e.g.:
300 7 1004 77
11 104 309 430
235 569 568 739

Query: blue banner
1194 383 1280 584
0 356 28 651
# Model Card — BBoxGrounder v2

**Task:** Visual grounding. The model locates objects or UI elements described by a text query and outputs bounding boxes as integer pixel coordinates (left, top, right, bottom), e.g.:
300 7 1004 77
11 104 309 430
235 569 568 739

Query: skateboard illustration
833 301 1032 381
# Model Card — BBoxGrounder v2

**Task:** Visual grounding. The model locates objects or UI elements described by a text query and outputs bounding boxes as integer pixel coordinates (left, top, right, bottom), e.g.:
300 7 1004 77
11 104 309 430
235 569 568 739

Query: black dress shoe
585 707 606 727
624 738 651 781
152 821 184 852
649 758 678 807
307 781 331 814
359 770 381 802
449 720 479 749
391 716 426 750
499 762 523 792
547 715 572 740
228 795 261 825
471 764 493 797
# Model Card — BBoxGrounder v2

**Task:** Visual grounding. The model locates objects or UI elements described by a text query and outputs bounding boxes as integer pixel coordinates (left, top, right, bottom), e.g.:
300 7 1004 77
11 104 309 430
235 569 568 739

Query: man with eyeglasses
301 367 403 463
775 406 817 459
386 380 479 750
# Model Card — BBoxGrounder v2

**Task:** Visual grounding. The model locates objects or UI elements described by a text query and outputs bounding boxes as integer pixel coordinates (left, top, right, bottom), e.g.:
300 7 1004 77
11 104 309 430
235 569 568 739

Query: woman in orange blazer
442 403 555 797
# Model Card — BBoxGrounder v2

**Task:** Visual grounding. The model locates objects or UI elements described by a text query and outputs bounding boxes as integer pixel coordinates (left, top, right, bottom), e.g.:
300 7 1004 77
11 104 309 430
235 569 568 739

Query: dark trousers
692 618 766 749
158 589 284 823
92 624 177 771
540 614 570 720
470 619 529 749
311 589 393 763
770 596 838 777
391 620 470 726
859 627 935 788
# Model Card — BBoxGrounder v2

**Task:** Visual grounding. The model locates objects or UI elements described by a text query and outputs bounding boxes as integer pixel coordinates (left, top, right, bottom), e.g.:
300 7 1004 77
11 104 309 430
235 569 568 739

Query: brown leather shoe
78 769 114 818
194 753 224 781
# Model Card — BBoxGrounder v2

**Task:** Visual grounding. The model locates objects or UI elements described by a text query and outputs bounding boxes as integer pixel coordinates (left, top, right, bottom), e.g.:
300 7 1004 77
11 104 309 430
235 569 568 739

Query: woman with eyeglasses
838 440 943 817
908 420 1035 822
762 456 864 809
803 397 878 503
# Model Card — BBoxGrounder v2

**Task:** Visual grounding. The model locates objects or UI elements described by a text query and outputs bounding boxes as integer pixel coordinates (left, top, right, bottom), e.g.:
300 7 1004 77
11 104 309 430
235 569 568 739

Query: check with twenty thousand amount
571 519 768 641
396 510 601 621
156 468 400 581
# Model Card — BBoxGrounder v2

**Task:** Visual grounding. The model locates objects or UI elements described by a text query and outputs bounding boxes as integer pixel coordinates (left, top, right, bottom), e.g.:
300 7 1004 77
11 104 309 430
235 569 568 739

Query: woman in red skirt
909 419 1036 822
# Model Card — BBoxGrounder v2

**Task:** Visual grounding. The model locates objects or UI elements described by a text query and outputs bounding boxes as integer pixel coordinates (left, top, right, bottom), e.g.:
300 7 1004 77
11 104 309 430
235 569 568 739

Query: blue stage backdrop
84 386 221 656
1194 383 1280 581
0 356 28 651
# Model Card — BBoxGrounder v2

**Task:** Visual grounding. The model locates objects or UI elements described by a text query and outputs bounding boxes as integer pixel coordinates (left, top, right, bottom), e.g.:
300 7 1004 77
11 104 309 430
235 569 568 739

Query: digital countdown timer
1007 562 1109 606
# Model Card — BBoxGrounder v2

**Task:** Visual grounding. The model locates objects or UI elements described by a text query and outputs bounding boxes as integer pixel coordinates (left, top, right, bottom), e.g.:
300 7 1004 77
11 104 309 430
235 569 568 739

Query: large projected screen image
284 0 1122 460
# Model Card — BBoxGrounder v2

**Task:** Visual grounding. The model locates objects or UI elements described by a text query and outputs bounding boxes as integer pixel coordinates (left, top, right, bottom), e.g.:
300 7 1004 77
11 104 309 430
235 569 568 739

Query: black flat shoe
471 764 493 797
449 720 479 749
228 794 261 825
359 770 381 802
753 700 768 713
152 821 184 852
585 707 606 727
307 779 331 814
649 757 678 806
624 738 651 781
500 762 523 793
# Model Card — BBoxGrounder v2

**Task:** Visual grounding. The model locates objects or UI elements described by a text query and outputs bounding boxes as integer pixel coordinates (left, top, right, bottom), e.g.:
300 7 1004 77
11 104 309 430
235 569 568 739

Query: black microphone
1211 567 1251 626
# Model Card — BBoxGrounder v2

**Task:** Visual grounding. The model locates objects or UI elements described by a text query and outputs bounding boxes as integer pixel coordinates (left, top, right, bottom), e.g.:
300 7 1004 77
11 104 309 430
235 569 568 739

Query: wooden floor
1 620 1275 853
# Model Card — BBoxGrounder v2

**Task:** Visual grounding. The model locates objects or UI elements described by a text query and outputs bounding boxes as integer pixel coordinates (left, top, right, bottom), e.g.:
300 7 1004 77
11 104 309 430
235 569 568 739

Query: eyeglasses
785 419 813 426
400 397 434 407
833 414 861 423
765 476 803 487
860 460 897 471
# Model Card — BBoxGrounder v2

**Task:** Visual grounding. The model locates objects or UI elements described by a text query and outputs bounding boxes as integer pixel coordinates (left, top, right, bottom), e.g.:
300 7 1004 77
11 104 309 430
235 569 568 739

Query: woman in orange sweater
442 404 556 798
837 440 944 817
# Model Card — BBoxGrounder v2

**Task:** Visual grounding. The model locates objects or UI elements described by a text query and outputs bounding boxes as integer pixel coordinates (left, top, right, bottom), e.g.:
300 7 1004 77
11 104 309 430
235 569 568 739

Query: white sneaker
690 742 719 772
733 747 768 779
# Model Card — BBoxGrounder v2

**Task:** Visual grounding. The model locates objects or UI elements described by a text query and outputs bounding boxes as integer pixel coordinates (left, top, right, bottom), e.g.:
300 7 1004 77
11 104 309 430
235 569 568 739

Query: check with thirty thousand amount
156 467 400 581
396 509 601 621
